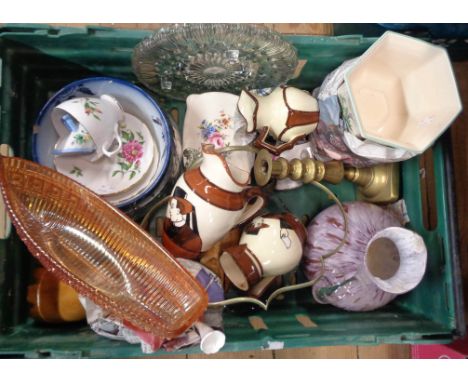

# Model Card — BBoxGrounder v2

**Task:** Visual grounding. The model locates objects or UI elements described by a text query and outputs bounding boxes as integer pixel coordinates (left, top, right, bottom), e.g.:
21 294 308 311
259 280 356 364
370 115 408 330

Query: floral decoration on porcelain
70 166 83 177
83 99 103 120
112 124 146 180
198 111 231 149
73 132 93 146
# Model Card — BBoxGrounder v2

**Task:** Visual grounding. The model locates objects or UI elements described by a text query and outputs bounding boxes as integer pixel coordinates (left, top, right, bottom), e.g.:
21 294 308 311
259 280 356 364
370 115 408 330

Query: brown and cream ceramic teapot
162 144 266 259
237 86 319 155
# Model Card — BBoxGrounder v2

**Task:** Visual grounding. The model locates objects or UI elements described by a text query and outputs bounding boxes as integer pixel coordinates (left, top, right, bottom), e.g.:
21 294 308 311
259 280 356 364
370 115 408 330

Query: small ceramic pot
220 213 306 291
237 86 319 155
52 94 124 161
162 144 267 259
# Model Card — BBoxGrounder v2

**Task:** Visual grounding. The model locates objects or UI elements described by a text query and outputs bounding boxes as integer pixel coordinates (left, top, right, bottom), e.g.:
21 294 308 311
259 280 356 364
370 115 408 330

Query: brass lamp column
254 149 399 203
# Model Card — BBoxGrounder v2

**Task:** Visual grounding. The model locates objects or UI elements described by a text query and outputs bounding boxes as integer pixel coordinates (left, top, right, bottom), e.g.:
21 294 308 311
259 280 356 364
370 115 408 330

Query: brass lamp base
254 149 399 203
254 149 344 186
344 163 399 203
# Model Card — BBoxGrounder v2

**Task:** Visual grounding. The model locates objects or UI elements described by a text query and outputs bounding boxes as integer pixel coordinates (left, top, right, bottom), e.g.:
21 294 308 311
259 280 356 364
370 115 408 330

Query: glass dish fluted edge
132 23 298 100
0 156 208 339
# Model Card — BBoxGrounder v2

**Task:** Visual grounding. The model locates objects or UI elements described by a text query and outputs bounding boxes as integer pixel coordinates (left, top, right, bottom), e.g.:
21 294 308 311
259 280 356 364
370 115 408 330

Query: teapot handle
238 187 267 225
253 127 306 156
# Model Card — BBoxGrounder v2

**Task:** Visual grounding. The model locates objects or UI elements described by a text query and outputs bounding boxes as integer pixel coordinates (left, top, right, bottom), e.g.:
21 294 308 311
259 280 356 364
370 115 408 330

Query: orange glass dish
0 156 208 339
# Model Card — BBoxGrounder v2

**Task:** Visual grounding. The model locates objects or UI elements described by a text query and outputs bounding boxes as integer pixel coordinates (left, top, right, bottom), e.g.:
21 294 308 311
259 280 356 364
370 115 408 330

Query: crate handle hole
295 314 317 328
248 316 268 331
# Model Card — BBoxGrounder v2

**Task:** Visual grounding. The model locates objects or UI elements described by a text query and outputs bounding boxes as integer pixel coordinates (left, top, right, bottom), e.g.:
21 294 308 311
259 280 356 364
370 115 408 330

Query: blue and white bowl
33 77 176 210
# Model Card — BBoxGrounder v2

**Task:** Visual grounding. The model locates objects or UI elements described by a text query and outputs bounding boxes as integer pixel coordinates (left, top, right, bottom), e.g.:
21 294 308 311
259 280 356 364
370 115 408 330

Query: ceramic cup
162 144 267 259
51 114 97 156
52 94 125 161
237 86 319 155
220 213 307 291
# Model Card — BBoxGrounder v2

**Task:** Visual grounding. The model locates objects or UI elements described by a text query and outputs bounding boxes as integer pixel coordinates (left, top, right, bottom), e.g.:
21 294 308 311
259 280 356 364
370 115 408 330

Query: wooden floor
155 344 411 359
47 23 467 359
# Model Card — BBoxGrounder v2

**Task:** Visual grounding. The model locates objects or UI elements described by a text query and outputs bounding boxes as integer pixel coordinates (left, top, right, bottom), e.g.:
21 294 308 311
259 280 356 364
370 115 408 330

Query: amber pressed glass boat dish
0 156 208 339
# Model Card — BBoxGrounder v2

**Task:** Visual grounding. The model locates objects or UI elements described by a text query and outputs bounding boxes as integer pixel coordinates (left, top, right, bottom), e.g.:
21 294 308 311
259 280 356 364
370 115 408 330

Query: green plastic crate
0 25 464 358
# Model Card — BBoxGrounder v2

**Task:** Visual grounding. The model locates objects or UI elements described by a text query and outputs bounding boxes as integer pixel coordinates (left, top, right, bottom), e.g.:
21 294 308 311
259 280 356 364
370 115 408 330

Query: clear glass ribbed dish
132 23 298 100
0 156 208 339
